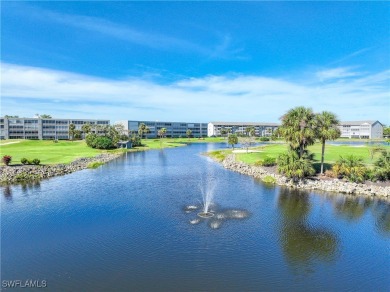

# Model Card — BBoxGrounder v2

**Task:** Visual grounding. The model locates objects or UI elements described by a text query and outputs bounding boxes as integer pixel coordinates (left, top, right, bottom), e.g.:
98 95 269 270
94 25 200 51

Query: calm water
1 143 390 291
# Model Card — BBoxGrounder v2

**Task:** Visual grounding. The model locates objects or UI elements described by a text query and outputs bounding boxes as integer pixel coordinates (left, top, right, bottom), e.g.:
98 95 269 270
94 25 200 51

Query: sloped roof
339 120 381 126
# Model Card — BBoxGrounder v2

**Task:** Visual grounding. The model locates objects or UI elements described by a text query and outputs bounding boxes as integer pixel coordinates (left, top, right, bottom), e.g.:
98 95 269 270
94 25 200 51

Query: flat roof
209 122 280 126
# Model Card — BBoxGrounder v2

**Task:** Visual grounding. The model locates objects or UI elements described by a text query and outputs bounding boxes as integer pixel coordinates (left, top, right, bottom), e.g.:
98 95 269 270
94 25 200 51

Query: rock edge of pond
214 153 390 199
0 153 123 185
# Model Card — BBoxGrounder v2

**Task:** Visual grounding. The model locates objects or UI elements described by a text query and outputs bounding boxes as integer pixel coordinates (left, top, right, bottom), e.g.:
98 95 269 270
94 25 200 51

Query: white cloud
12 4 241 59
316 67 362 81
1 63 389 124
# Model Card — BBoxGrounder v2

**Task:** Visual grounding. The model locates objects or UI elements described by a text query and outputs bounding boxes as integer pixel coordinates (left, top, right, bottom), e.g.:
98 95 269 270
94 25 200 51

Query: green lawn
0 140 109 165
235 143 388 166
0 137 226 165
136 137 225 150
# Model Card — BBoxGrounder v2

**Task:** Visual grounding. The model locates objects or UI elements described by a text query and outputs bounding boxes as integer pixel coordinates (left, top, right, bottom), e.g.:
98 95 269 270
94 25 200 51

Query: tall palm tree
158 127 167 139
315 111 341 174
279 106 316 158
138 123 148 139
186 129 192 140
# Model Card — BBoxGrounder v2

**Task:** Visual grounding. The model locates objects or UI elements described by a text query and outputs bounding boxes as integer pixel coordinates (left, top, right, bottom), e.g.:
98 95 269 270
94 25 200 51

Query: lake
1 143 389 291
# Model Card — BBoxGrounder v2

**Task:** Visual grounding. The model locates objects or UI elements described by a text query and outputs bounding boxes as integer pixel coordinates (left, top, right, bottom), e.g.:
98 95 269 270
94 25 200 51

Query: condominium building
116 120 208 138
338 121 383 139
0 117 110 140
208 122 279 137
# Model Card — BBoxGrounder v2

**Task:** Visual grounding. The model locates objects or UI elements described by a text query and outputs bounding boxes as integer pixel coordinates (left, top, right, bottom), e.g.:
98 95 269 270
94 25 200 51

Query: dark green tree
228 134 238 150
278 106 316 158
68 123 76 141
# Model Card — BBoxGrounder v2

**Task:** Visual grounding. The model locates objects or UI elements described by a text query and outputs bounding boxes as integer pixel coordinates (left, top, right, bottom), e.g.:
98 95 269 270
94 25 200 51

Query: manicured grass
0 140 109 165
207 150 233 162
235 143 389 166
135 137 225 150
0 137 226 165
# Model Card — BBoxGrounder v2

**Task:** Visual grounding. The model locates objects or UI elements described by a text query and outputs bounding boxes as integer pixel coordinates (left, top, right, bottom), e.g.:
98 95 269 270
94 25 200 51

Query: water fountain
197 175 216 218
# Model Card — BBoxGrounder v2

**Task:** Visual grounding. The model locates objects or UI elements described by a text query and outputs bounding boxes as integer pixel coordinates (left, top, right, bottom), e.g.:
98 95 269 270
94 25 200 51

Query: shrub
14 173 41 183
2 155 12 166
332 155 367 183
277 151 315 181
94 136 114 149
21 158 28 165
324 170 337 178
209 151 227 162
370 168 389 181
262 156 276 166
258 137 270 142
254 156 276 167
130 135 142 147
87 161 104 169
32 158 41 165
86 133 98 148
262 175 276 184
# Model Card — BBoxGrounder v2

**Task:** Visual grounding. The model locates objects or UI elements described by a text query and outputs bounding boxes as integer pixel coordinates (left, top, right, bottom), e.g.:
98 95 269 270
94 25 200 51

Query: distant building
338 121 383 139
208 122 279 137
0 117 109 140
116 120 208 138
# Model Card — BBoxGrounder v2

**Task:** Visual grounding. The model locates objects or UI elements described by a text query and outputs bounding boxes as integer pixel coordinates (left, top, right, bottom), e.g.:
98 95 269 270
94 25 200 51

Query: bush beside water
87 161 104 169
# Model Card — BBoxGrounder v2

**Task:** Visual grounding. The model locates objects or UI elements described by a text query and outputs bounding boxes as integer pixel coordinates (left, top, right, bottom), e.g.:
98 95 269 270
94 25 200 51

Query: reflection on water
1 143 389 291
3 186 12 201
372 202 390 234
334 196 371 221
277 189 339 273
322 193 390 235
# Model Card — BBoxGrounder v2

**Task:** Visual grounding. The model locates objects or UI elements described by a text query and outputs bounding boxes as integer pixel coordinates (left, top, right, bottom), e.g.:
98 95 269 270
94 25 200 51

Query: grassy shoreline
0 137 226 166
209 142 389 168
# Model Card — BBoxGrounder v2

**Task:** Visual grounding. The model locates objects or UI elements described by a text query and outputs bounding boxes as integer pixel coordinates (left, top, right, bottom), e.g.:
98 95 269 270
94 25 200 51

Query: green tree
383 126 390 137
138 123 150 140
81 123 92 138
249 127 256 137
158 127 167 138
186 129 192 140
40 114 52 119
228 134 238 150
279 106 316 158
220 127 228 138
68 123 76 141
73 130 82 140
315 111 341 174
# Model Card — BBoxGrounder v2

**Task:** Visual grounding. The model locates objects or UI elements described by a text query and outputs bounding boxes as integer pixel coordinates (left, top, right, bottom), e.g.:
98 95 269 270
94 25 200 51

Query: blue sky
1 2 389 124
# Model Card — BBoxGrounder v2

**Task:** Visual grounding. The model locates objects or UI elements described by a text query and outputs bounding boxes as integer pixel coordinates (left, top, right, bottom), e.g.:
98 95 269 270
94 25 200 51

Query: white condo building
208 122 279 137
338 121 383 139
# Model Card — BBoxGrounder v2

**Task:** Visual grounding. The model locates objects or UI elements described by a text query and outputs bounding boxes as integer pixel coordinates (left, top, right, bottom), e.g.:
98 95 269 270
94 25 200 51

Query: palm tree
81 123 92 139
68 123 76 141
279 106 316 158
158 127 167 139
138 123 150 139
249 127 256 137
220 127 227 138
315 111 341 174
186 129 192 140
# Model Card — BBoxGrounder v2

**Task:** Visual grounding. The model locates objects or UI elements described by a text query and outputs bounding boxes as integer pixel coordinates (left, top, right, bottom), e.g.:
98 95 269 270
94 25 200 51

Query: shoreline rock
214 154 390 200
0 153 123 185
